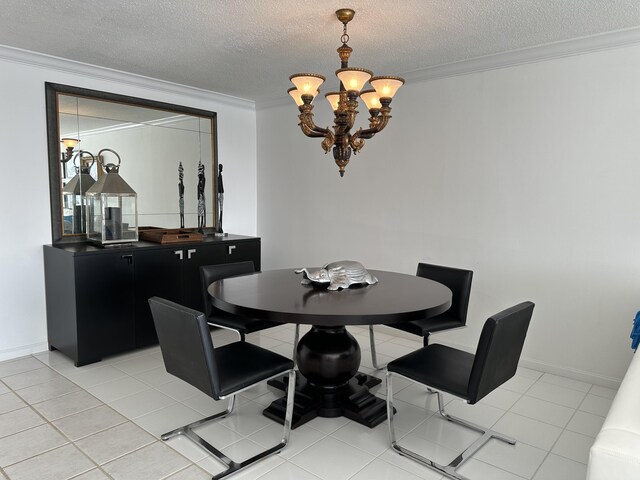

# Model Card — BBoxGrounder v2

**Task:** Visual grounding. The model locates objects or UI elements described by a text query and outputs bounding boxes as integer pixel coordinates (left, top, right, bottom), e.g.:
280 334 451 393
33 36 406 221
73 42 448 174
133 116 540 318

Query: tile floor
0 324 615 480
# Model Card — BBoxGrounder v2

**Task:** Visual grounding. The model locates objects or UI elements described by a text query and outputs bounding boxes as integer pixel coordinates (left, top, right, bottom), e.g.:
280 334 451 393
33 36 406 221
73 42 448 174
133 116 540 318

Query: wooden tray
139 227 204 244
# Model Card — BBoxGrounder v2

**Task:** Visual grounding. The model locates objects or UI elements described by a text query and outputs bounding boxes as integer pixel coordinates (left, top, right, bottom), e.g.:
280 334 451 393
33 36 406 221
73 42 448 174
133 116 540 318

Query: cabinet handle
228 245 236 255
121 254 133 265
187 249 196 260
174 250 184 260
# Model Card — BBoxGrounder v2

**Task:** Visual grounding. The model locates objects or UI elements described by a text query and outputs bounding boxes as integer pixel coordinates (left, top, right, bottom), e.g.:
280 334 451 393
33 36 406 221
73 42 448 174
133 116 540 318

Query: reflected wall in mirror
45 83 218 244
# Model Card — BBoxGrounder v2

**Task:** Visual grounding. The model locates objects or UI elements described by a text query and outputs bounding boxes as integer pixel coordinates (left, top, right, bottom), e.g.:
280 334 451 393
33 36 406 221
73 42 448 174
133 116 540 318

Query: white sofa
587 352 640 479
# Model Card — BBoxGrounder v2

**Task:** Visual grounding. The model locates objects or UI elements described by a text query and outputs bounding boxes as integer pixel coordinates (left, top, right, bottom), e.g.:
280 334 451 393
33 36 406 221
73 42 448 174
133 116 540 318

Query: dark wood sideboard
43 235 261 366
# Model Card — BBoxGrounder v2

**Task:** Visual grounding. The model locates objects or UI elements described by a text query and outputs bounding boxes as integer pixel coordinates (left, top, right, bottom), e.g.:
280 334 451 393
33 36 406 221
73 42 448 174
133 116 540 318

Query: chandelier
288 8 404 177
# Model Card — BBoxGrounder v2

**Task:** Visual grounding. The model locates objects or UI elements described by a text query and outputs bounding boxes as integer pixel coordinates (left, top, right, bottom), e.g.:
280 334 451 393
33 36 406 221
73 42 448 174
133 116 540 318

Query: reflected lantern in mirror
62 151 96 234
85 149 138 245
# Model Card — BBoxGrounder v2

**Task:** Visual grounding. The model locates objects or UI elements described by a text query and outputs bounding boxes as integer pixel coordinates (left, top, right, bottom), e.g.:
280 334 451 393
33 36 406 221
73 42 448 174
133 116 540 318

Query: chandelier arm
298 113 331 137
321 131 336 153
349 131 365 153
358 113 392 138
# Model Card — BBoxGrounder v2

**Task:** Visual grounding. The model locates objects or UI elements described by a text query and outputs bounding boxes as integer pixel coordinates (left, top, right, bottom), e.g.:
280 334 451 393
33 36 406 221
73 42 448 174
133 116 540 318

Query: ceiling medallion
288 8 404 177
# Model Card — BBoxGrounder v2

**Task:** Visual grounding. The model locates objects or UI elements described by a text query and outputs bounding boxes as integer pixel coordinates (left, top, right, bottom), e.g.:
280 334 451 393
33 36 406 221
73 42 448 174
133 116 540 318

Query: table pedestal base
264 372 387 429
263 325 390 429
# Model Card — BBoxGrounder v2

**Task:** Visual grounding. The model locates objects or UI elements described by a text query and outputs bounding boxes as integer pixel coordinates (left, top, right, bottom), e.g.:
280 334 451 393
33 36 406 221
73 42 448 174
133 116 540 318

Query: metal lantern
85 148 138 245
62 151 96 234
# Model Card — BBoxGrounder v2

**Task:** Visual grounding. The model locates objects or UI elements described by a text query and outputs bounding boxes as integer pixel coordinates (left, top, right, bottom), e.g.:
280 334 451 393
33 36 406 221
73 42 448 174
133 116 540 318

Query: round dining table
208 268 452 429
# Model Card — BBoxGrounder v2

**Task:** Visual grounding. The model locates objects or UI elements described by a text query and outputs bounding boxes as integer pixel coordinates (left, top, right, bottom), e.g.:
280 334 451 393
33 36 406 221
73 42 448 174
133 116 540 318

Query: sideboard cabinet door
133 248 183 348
44 247 136 367
75 253 135 363
225 240 261 269
134 243 228 347
179 244 228 313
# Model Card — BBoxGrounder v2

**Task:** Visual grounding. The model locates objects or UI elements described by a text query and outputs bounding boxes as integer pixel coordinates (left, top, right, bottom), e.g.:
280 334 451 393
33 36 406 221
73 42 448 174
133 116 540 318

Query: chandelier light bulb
370 76 405 99
289 88 318 106
61 138 80 149
289 74 325 98
325 92 341 111
359 90 381 110
336 68 373 93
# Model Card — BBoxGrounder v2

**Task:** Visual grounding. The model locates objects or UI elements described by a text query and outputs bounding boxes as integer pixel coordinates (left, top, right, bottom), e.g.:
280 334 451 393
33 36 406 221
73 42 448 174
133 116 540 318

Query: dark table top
208 269 452 326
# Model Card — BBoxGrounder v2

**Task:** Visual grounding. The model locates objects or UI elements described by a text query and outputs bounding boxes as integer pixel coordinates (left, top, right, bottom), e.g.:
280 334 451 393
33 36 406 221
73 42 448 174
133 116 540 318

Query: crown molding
401 26 640 84
256 26 640 110
0 44 256 111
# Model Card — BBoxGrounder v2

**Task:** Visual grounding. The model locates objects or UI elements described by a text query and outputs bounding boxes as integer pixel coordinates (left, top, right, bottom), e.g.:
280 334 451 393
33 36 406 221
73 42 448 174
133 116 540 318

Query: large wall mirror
45 83 218 244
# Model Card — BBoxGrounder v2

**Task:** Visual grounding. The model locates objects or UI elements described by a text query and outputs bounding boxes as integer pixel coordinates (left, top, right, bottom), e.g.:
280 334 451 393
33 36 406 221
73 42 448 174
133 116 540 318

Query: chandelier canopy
288 8 404 177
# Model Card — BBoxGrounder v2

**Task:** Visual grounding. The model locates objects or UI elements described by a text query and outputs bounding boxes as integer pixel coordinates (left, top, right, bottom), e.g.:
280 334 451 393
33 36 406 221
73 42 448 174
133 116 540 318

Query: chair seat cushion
215 342 294 397
208 311 279 335
387 344 473 399
390 315 463 337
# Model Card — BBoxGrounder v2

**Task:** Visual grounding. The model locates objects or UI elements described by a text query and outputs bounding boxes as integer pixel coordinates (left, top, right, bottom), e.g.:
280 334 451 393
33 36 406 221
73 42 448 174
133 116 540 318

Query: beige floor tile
53 405 127 441
0 423 68 467
0 380 9 395
86 377 149 403
0 391 26 414
102 442 190 480
15 376 80 404
3 444 94 480
165 465 212 479
108 388 175 419
32 390 102 421
69 469 111 480
0 406 45 439
551 430 594 464
75 422 155 465
0 357 45 378
3 367 62 391
132 366 176 387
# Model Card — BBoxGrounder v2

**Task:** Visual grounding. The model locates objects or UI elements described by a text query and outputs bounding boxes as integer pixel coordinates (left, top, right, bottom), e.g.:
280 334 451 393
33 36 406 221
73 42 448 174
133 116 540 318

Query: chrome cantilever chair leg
292 324 300 366
161 370 296 480
207 322 244 342
386 371 515 480
368 325 385 370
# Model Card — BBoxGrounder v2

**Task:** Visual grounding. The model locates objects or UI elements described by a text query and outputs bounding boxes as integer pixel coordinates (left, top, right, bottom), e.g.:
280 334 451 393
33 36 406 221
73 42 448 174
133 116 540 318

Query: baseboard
378 325 623 389
516 357 622 390
437 337 622 390
0 342 49 363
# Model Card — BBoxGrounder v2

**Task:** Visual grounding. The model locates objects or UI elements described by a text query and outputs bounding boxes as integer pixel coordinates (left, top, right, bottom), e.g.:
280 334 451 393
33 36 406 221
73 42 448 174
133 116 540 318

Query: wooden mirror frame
45 82 218 244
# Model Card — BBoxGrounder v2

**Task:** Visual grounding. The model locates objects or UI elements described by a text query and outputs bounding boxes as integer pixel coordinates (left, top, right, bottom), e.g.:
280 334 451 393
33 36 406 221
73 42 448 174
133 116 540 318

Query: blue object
632 311 640 351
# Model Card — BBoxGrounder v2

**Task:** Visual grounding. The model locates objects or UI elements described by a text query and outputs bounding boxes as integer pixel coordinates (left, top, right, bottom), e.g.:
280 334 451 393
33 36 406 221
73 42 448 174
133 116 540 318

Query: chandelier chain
341 22 349 45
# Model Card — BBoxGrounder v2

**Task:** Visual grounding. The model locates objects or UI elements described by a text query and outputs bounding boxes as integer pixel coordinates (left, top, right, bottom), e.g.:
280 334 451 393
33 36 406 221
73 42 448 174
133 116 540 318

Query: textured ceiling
2 0 640 102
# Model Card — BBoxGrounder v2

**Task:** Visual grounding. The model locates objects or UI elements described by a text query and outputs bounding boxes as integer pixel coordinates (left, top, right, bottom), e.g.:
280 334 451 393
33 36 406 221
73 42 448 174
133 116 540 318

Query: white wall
257 43 640 387
0 47 257 360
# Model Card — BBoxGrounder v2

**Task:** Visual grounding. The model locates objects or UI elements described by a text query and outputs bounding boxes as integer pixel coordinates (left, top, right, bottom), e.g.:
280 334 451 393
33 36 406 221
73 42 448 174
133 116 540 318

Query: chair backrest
467 301 535 404
148 297 221 399
416 263 473 325
200 261 255 318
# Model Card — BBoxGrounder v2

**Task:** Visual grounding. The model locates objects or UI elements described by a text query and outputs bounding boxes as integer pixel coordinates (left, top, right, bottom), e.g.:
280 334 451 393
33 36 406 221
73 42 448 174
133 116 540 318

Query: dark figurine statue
178 162 185 228
217 163 224 234
197 160 206 232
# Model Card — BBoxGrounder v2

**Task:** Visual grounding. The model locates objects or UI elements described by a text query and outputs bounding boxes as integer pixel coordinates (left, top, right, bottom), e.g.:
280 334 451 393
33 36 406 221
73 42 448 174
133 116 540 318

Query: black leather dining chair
386 301 534 480
148 297 296 480
369 262 473 369
201 262 300 359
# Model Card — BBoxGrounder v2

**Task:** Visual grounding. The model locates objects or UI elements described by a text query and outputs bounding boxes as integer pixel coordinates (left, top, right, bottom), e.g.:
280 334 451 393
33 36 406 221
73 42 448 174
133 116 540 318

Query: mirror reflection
47 84 217 242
